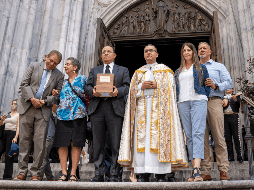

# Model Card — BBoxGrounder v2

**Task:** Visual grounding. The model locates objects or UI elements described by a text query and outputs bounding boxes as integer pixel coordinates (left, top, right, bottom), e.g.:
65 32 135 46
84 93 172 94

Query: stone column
0 0 21 111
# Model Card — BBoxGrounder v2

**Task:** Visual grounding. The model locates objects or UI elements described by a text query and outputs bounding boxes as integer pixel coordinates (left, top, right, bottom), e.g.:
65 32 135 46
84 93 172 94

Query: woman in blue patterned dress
53 57 87 182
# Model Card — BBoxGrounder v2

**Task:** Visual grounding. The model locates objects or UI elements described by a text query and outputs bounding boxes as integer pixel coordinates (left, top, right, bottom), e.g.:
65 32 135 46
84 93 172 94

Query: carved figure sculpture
140 14 145 34
144 13 151 34
134 14 140 34
113 22 120 36
195 10 202 31
120 15 129 36
129 15 135 34
152 0 170 31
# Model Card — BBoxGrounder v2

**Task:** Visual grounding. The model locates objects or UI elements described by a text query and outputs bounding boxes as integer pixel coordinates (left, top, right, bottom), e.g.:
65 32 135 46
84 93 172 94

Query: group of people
0 41 242 183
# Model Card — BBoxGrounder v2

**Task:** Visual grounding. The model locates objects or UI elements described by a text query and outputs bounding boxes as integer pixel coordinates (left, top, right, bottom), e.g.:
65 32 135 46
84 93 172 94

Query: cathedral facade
0 0 253 114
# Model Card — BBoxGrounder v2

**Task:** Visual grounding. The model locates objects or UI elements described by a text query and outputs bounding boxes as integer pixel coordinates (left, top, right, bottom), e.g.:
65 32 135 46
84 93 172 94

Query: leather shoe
91 175 104 182
31 176 41 181
237 157 243 163
228 157 234 162
220 171 230 180
137 173 150 182
109 175 121 182
47 178 55 181
155 174 166 182
202 174 212 181
13 174 25 181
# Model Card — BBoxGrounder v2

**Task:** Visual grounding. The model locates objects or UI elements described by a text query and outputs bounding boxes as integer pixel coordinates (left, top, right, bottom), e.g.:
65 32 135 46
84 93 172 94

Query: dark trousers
224 114 241 159
90 99 123 177
0 130 16 179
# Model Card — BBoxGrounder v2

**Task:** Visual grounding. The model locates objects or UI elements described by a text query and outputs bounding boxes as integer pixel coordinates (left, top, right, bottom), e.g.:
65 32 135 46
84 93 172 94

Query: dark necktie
105 65 110 73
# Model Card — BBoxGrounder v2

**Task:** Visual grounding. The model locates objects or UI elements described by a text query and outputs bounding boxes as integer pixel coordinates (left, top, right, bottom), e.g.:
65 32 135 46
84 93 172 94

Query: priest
118 44 188 182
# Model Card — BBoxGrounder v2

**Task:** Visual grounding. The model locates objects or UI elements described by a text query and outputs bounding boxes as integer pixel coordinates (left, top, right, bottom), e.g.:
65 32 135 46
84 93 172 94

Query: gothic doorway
114 35 209 76
93 0 221 77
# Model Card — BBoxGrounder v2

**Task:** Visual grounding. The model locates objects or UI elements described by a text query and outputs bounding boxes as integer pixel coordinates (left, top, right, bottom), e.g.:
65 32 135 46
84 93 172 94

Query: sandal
58 174 67 181
193 167 203 182
68 174 79 182
188 169 194 182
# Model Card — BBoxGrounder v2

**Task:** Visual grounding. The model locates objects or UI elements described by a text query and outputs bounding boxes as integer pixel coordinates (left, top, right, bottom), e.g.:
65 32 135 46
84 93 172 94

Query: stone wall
0 0 253 115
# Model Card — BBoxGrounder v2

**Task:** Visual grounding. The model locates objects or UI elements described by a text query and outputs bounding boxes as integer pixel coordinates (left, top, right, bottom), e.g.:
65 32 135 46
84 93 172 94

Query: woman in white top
0 99 19 180
174 43 210 182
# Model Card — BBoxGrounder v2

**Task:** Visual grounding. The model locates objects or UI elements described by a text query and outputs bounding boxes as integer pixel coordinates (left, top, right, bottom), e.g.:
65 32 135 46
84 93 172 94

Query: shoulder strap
67 80 85 102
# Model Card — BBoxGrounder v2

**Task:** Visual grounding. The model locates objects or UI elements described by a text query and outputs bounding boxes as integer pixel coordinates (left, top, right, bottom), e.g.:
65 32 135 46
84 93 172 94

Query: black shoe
237 157 243 163
228 157 234 162
109 175 120 182
137 173 150 182
155 174 166 182
91 175 104 182
168 177 175 182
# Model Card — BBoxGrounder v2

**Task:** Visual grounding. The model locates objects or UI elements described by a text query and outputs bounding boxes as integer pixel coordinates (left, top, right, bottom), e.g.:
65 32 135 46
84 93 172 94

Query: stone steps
0 161 250 182
0 180 254 190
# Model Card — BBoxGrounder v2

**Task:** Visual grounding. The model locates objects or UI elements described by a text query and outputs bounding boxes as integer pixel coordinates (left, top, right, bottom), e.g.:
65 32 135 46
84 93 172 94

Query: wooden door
209 11 222 63
94 18 115 66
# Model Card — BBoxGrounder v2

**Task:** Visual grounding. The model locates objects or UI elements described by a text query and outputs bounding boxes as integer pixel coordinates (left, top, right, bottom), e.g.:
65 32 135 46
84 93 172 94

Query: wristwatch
214 84 219 90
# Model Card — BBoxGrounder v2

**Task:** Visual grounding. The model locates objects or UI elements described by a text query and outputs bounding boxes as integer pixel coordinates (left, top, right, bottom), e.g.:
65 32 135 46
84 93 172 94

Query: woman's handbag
67 80 86 105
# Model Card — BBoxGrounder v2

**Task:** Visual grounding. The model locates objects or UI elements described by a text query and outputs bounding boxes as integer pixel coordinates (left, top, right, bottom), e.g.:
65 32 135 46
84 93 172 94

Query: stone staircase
0 161 250 181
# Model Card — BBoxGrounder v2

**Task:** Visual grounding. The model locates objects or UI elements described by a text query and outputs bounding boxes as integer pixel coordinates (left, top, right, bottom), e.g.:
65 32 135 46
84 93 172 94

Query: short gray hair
198 42 211 50
67 57 81 73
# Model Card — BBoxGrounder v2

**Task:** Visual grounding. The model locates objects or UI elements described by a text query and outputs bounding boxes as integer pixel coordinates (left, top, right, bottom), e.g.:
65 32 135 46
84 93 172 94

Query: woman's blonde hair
178 42 203 86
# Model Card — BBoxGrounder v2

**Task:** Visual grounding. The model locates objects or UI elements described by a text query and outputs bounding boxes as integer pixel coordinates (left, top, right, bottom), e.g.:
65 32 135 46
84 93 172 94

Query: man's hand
52 89 59 96
93 86 101 97
205 78 216 89
110 86 118 97
222 99 229 107
30 97 43 108
141 81 157 89
39 100 46 105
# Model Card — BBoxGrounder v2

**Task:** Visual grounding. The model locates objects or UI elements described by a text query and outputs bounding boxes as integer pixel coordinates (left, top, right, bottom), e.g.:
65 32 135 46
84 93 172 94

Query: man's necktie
105 65 110 73
35 69 49 99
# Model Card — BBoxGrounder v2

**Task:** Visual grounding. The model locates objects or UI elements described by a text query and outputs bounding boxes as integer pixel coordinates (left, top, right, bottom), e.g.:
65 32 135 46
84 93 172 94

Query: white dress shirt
103 62 114 74
178 64 207 103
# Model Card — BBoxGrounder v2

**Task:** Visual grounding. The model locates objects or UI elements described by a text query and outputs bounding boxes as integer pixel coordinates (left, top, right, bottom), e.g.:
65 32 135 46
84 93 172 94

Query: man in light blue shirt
198 42 232 181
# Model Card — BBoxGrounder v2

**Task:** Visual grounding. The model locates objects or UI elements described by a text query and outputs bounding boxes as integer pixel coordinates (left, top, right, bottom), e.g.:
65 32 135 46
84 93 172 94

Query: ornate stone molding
98 0 112 7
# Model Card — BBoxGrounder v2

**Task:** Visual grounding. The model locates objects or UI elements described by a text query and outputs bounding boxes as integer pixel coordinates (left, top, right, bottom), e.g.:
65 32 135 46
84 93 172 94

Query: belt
224 111 238 115
101 97 111 101
208 96 221 101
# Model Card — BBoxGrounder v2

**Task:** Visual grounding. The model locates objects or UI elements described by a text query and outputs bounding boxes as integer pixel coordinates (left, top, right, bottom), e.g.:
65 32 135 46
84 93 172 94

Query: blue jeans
178 100 207 160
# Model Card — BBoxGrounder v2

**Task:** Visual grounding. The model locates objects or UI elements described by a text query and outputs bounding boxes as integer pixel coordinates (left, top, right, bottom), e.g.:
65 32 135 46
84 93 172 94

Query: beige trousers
201 98 229 175
18 106 48 177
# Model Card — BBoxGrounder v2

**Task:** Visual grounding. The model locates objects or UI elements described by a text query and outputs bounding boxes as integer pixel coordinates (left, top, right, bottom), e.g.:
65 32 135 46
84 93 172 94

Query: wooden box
96 73 114 97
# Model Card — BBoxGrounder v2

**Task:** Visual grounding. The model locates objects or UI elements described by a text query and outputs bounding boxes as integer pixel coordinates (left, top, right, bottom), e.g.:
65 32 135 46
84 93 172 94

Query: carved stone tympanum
108 0 212 39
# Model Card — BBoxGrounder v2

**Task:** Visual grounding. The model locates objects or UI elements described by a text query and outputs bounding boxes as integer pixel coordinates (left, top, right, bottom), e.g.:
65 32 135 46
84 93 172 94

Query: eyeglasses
144 49 157 53
102 50 113 54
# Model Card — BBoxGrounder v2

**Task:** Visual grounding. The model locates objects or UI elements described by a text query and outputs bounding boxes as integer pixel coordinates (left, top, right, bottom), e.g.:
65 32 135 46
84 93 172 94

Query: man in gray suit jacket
14 50 64 181
85 46 130 182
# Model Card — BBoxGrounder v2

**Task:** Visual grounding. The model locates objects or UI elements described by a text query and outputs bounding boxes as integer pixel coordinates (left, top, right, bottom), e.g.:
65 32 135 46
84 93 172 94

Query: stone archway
100 0 227 28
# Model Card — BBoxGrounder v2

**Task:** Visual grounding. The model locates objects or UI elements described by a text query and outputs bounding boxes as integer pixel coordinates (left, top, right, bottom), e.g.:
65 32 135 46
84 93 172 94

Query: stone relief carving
109 0 212 37
152 0 170 31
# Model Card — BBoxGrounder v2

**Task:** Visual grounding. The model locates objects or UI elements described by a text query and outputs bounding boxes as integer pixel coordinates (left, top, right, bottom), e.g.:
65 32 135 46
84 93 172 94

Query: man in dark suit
85 46 130 182
14 50 64 181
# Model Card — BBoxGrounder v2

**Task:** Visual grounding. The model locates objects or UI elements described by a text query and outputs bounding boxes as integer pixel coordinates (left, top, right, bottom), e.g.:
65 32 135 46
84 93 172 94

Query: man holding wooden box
85 46 130 182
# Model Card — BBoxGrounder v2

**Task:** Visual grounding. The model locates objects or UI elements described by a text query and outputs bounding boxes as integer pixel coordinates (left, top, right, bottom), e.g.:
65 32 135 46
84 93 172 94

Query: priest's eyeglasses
102 50 113 54
144 49 157 53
